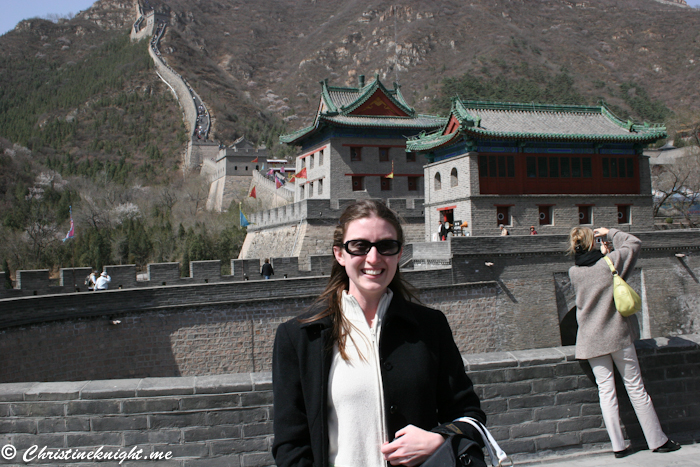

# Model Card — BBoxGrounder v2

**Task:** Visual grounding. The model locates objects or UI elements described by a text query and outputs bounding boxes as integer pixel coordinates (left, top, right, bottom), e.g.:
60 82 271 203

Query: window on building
618 205 631 224
560 157 570 177
352 176 364 191
245 166 248 171
578 206 592 225
538 157 548 178
381 177 392 191
408 176 418 191
549 158 559 178
603 157 635 178
450 168 458 187
496 206 511 226
539 205 553 225
480 156 489 177
406 152 416 162
480 155 515 178
572 158 581 177
256 165 259 170
318 179 323 195
379 148 390 162
582 158 592 178
309 182 314 197
350 147 362 161
300 185 305 200
434 172 442 191
310 155 315 169
234 166 238 171
526 157 536 178
319 151 324 166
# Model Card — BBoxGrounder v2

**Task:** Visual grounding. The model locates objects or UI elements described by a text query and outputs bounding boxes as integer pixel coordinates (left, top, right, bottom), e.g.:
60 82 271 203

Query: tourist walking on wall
272 199 486 467
499 224 509 236
261 258 274 280
568 227 680 458
85 270 97 291
95 271 111 290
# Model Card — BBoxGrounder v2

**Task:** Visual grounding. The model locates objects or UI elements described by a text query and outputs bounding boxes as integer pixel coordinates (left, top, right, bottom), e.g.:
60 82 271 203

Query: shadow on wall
0 298 302 384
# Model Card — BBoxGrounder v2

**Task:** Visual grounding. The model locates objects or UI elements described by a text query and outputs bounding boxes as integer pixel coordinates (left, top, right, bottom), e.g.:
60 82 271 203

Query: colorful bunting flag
62 206 75 242
296 167 307 179
239 203 250 227
251 156 259 163
249 186 257 198
275 177 282 189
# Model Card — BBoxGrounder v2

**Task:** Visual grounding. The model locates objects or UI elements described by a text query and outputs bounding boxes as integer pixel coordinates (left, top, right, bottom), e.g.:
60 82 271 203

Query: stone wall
187 141 219 170
148 40 197 139
240 198 426 265
0 336 698 466
1 231 698 383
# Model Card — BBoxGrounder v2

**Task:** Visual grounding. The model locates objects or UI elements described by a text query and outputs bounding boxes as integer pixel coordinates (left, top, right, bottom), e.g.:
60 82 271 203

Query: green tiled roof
406 99 667 152
280 75 444 145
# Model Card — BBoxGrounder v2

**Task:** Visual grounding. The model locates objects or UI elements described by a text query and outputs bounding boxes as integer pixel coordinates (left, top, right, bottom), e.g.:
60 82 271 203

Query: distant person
261 259 274 280
95 272 111 290
530 226 538 235
568 227 680 458
438 220 446 241
499 224 509 236
85 270 97 291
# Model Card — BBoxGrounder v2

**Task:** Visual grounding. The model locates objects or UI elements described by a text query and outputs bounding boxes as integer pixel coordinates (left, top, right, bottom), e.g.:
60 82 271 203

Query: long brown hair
301 199 418 360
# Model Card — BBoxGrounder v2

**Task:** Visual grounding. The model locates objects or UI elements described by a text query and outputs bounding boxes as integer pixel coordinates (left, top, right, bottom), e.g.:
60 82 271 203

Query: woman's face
333 215 402 302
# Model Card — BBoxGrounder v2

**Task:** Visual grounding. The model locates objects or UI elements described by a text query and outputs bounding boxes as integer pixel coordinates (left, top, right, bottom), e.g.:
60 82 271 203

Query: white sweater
327 290 393 467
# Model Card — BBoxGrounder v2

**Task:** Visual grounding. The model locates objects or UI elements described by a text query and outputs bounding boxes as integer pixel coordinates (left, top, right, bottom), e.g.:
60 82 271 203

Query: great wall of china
0 3 698 465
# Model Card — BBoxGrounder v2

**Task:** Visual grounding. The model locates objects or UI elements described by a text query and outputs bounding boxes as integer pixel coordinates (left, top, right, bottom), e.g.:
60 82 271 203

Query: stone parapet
247 198 425 231
0 336 697 465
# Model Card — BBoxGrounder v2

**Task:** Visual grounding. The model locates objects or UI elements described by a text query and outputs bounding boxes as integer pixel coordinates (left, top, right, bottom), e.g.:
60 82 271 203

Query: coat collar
298 288 421 330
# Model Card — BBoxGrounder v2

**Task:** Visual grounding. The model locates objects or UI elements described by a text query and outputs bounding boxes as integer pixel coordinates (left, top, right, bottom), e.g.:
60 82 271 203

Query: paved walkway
516 441 700 466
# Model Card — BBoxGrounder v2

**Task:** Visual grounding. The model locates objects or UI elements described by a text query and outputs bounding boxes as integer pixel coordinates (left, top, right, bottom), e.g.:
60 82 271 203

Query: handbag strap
454 417 513 466
603 256 618 276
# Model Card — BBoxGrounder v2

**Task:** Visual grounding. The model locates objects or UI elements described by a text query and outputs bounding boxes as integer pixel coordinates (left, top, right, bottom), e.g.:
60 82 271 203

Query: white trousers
588 344 668 452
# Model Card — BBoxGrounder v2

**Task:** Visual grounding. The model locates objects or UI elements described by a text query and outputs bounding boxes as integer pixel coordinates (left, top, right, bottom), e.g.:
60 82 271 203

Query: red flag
385 161 395 179
249 186 257 198
251 156 259 163
296 167 307 179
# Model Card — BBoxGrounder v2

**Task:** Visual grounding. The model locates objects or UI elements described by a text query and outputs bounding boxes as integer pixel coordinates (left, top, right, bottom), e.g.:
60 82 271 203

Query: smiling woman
272 199 487 467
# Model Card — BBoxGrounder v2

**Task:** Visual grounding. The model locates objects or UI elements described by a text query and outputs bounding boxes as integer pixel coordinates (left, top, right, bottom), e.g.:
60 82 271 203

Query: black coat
272 293 485 467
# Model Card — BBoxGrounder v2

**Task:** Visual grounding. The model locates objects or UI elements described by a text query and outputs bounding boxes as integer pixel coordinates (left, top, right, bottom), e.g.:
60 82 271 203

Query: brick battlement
246 198 426 231
0 336 697 465
2 230 698 300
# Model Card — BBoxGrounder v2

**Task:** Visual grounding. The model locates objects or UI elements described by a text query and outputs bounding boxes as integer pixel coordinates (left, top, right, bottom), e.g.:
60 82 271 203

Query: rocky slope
1 0 699 156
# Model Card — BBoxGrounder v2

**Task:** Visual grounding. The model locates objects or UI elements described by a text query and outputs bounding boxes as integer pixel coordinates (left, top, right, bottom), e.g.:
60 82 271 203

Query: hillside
153 0 700 139
1 0 699 159
0 0 699 276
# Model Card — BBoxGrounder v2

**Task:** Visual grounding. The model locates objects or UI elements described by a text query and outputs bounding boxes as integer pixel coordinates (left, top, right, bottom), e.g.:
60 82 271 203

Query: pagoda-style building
406 100 667 237
280 75 446 202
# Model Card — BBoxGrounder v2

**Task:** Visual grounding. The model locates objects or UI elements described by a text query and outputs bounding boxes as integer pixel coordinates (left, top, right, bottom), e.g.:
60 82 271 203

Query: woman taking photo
568 227 680 458
272 200 485 467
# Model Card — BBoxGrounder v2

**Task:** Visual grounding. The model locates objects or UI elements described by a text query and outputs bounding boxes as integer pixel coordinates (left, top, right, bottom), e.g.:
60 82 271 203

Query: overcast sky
1 0 699 37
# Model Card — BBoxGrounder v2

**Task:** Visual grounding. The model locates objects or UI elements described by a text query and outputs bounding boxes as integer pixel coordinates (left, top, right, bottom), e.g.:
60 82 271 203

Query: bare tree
653 146 700 226
24 203 59 263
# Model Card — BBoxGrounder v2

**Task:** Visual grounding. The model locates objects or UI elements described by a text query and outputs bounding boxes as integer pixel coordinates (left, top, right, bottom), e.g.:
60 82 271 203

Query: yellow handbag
603 256 641 317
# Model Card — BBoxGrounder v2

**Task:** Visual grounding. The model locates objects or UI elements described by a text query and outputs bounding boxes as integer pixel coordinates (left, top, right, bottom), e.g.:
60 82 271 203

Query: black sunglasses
343 239 402 256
